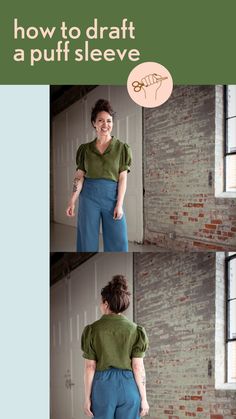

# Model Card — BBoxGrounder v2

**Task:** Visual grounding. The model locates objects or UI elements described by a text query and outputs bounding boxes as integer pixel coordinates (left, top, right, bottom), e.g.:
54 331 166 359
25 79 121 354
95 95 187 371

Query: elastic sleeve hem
131 351 145 358
81 324 97 360
119 165 130 173
119 143 132 174
76 164 86 172
76 144 86 172
82 353 97 361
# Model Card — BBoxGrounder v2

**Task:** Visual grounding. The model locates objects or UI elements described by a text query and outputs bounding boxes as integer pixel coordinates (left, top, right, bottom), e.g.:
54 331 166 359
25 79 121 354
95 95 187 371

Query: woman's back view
81 275 149 418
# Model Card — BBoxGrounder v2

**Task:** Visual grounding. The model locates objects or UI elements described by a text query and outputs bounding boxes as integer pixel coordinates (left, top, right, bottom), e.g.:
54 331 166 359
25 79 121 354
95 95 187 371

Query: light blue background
0 86 49 419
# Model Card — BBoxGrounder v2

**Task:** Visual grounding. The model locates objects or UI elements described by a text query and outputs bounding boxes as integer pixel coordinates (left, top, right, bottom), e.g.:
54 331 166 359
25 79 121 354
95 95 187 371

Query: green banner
1 0 236 84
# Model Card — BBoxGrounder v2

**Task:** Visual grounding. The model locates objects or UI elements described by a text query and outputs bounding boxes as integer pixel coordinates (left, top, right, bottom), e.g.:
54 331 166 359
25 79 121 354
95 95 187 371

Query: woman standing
81 275 149 418
66 99 132 252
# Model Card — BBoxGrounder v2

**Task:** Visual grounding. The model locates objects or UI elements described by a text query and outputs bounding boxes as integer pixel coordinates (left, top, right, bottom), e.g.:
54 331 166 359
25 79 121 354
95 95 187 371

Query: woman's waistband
95 367 133 378
83 178 118 194
84 177 118 185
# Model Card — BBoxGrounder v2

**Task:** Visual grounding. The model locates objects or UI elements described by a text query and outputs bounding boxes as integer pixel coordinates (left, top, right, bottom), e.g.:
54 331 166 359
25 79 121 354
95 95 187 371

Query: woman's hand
66 170 85 217
132 358 149 416
115 171 127 220
66 202 75 217
84 360 96 417
113 204 123 220
84 399 94 417
140 399 149 417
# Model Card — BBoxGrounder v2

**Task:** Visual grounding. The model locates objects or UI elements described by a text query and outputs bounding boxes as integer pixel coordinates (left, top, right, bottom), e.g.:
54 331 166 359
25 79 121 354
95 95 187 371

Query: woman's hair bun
101 274 131 313
110 275 129 293
91 98 115 124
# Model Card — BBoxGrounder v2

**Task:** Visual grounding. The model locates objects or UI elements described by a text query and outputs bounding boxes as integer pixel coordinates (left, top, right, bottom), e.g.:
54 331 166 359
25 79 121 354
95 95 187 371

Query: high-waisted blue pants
91 368 141 419
77 178 128 252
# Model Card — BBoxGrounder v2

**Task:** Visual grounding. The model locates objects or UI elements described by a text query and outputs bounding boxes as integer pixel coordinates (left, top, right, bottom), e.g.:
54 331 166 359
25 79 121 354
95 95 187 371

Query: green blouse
76 137 132 182
81 314 148 371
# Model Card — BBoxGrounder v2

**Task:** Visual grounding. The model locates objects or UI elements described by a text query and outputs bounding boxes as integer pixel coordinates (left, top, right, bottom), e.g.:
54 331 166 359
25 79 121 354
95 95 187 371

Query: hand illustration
132 73 168 101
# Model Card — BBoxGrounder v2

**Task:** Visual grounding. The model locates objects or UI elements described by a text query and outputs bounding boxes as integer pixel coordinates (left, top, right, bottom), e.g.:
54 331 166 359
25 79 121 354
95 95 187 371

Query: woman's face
93 111 113 137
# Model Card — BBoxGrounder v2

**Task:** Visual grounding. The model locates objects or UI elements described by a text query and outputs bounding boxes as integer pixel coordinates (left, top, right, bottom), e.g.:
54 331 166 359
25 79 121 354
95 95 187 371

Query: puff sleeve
131 325 149 358
81 325 97 360
119 143 132 173
76 144 86 172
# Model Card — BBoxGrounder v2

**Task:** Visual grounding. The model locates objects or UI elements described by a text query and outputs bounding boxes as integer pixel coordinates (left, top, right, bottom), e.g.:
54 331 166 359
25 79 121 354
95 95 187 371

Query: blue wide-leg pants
91 368 141 419
76 178 128 252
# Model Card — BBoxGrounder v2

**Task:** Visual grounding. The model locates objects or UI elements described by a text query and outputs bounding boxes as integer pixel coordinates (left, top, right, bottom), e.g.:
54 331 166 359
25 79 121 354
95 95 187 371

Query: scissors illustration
132 80 145 92
132 73 168 100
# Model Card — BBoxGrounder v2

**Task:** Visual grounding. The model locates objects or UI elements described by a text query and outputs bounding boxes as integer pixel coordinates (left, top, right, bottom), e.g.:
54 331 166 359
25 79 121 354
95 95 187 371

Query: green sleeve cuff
82 352 97 361
131 351 145 358
119 143 132 173
76 144 86 172
81 325 97 360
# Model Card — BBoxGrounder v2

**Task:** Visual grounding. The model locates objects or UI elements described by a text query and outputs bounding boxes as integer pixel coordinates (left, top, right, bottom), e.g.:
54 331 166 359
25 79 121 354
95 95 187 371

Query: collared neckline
101 313 126 320
91 136 115 156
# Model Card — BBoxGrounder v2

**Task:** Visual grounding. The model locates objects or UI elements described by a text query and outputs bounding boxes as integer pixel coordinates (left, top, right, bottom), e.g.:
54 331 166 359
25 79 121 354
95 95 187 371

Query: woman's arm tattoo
72 177 80 193
141 371 146 386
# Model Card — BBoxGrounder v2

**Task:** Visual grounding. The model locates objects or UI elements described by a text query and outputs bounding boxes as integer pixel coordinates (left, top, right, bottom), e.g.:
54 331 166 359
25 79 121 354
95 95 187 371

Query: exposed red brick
144 92 236 249
210 415 223 419
144 91 236 251
164 410 173 414
170 216 178 220
231 227 236 232
221 236 229 241
135 252 235 419
205 224 217 230
192 203 204 208
193 241 225 250
197 407 203 412
142 272 149 277
191 396 202 401
179 296 190 302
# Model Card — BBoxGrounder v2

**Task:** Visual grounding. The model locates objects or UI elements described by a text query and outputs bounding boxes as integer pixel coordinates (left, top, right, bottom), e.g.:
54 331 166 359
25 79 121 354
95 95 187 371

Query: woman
66 99 132 252
81 275 149 418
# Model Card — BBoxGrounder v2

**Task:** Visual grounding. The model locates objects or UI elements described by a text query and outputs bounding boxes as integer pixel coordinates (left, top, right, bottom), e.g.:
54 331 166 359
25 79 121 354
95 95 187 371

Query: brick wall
134 252 236 419
143 86 236 250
